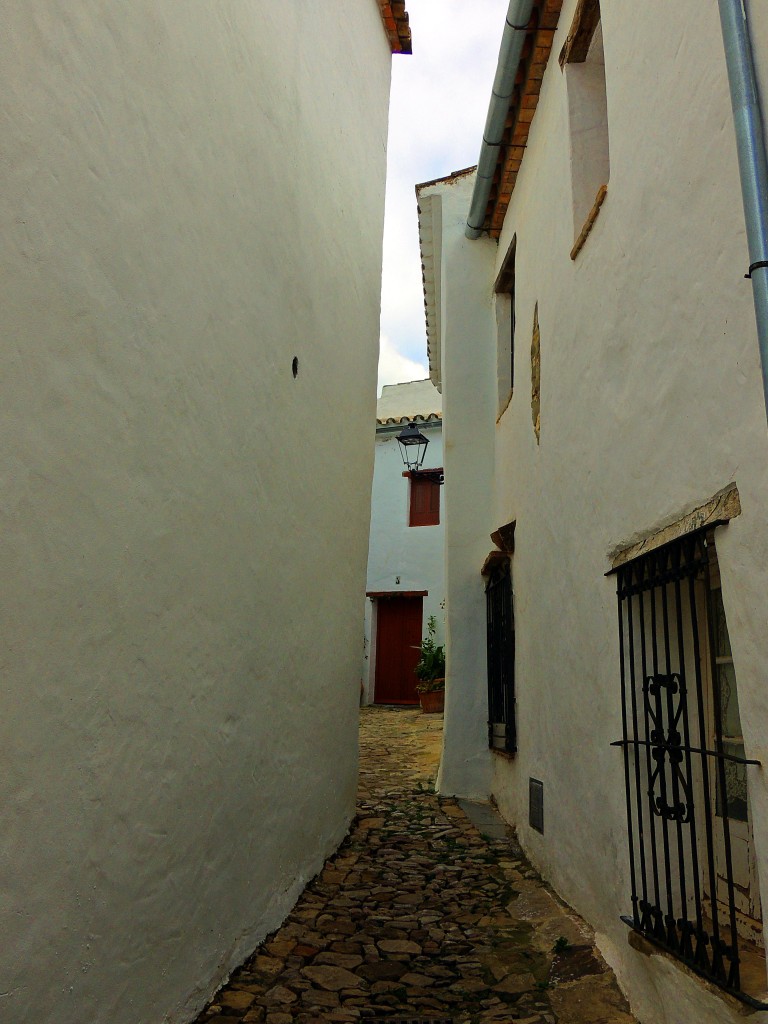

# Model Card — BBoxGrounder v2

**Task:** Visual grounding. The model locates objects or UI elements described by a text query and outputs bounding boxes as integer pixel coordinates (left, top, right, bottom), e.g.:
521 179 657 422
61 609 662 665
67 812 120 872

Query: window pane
710 589 732 658
717 661 742 738
716 740 749 822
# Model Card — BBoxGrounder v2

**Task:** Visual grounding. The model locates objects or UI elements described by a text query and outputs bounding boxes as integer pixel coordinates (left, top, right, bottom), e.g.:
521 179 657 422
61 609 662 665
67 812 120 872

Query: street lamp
396 421 429 472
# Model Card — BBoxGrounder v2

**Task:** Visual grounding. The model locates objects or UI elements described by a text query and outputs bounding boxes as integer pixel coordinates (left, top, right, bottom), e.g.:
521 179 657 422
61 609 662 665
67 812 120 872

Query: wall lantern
396 421 429 472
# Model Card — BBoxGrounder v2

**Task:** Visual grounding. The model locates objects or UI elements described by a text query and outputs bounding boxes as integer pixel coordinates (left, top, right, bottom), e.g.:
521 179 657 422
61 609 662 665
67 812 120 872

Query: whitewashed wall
0 4 392 1023
363 420 445 702
432 3 768 1023
417 171 498 796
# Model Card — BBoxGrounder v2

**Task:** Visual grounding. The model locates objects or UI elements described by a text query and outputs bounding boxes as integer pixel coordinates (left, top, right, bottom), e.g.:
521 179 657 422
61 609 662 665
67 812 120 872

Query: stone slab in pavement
192 706 636 1024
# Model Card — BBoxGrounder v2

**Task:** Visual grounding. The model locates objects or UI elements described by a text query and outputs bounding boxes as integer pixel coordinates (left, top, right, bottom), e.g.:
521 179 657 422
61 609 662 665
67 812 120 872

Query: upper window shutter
429 479 440 519
409 476 440 527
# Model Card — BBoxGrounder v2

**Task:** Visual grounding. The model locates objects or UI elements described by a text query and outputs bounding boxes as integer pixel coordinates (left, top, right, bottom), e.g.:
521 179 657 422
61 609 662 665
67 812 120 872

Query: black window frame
485 555 516 754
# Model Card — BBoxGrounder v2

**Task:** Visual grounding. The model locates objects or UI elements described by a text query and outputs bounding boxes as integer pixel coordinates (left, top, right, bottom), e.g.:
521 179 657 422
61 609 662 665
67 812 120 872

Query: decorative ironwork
485 557 516 753
611 529 763 1007
644 672 692 823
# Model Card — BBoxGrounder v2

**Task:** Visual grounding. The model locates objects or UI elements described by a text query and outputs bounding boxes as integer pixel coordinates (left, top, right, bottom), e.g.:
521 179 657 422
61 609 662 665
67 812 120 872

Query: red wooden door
373 597 423 704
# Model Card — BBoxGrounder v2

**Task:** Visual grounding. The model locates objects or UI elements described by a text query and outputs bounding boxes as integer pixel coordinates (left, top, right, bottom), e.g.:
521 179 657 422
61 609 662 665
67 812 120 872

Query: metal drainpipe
719 0 768 426
465 0 536 239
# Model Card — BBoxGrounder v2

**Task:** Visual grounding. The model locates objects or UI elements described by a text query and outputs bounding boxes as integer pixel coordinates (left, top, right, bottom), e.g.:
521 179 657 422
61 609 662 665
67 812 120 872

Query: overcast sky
377 0 509 394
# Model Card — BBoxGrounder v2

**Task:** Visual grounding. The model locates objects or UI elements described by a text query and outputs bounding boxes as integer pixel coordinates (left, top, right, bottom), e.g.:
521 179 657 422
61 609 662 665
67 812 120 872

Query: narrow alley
194 708 636 1024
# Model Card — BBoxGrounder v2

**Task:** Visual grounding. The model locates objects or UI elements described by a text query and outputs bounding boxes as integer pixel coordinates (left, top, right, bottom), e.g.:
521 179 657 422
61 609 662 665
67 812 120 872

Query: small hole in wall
292 357 299 378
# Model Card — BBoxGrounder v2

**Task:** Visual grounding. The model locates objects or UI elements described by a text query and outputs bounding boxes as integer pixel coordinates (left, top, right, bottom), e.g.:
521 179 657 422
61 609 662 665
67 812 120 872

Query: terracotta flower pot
418 685 445 714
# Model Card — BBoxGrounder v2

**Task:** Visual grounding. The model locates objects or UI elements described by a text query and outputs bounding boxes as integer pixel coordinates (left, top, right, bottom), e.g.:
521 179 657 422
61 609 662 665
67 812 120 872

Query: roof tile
481 0 565 237
377 0 412 54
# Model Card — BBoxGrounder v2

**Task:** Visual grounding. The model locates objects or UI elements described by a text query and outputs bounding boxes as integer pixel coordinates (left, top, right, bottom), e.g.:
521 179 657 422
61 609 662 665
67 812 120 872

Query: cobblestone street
194 707 636 1024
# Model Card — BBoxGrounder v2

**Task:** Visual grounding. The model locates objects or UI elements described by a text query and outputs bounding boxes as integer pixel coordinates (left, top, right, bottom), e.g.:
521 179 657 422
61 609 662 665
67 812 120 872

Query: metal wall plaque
529 777 544 833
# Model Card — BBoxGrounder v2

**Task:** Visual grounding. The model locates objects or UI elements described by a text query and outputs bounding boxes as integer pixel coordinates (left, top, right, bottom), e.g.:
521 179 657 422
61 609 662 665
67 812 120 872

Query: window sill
626 921 768 1011
570 183 608 261
490 746 517 761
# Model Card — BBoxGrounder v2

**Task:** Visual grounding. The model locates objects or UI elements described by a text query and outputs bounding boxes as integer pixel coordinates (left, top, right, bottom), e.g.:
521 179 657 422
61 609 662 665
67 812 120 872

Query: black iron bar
610 739 759 766
637 577 662 925
495 578 501 734
649 572 676 944
486 579 495 746
674 572 704 944
618 572 640 926
704 553 741 991
660 567 690 951
495 577 501 731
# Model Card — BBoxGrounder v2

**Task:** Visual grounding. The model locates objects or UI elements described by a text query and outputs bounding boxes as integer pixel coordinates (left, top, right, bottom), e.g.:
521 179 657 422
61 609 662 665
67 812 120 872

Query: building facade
0 3 408 1022
363 379 445 705
419 2 768 1022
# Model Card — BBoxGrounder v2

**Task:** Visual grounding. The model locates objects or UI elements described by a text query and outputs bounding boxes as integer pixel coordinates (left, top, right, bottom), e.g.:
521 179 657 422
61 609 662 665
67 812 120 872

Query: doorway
372 595 423 705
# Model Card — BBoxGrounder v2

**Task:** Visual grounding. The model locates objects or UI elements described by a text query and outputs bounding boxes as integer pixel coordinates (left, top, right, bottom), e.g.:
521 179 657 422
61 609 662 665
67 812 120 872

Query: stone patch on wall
531 302 541 444
609 484 742 570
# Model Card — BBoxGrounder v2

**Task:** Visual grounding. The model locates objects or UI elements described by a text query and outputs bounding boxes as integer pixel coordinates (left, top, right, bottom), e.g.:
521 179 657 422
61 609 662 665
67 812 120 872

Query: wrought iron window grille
610 528 764 1008
485 556 516 754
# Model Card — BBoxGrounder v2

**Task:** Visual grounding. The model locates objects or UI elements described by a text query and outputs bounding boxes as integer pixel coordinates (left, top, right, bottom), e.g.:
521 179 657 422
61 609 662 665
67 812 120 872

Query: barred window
485 555 516 754
612 529 763 1007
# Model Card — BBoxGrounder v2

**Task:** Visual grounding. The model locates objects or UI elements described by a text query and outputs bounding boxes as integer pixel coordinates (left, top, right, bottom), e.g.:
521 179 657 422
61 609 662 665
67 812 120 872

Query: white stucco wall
565 22 609 237
432 2 768 1022
363 410 445 702
417 171 498 798
1 4 393 1023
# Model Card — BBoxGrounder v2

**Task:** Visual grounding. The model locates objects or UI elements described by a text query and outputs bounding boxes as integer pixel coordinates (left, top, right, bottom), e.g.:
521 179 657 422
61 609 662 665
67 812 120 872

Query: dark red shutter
409 476 440 527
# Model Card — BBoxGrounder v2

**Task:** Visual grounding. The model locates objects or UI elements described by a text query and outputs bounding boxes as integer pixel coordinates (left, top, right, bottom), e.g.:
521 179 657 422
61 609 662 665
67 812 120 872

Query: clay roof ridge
416 165 477 192
376 412 443 425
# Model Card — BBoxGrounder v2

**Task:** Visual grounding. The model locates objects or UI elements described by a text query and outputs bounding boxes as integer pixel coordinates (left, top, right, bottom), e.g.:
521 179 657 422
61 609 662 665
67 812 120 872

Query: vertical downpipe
719 0 768 427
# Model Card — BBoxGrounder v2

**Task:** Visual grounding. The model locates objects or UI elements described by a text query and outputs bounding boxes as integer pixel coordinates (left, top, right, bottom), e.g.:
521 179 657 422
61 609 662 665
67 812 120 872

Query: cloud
378 334 429 396
379 0 509 376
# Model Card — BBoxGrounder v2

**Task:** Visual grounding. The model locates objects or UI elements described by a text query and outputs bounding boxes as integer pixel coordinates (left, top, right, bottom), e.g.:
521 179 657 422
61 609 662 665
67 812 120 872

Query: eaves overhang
415 166 476 392
376 412 442 436
377 0 412 54
416 192 442 393
469 0 564 239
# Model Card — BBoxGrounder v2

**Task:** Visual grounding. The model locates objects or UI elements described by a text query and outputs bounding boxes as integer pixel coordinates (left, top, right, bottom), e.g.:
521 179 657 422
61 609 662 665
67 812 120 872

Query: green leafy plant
552 936 571 954
414 615 445 692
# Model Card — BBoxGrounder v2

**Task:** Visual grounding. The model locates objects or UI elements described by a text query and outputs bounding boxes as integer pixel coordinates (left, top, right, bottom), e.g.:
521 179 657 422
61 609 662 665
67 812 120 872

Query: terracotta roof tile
376 412 442 426
377 0 412 55
480 0 564 238
376 379 442 423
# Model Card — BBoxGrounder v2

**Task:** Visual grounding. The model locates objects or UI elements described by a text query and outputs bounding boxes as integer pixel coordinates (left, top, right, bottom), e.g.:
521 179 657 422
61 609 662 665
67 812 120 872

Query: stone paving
194 706 636 1024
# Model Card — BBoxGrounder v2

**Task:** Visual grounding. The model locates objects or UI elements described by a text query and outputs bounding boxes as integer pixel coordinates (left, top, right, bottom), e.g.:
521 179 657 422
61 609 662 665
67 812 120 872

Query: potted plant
414 615 445 713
